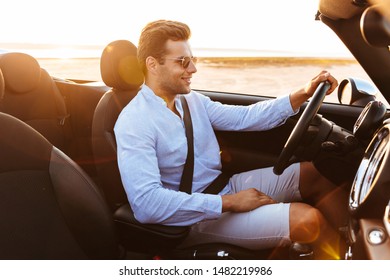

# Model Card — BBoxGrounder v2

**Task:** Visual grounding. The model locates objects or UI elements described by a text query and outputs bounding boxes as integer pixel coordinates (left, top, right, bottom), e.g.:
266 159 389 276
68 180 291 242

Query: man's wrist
221 194 233 212
289 88 308 111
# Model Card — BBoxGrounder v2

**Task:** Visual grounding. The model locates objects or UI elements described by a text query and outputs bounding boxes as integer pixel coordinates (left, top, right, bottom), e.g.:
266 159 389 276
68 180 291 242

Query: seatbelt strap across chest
179 95 194 194
179 95 230 195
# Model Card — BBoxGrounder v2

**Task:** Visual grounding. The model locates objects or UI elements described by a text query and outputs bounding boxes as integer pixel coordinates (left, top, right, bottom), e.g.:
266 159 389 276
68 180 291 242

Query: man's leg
180 164 346 259
289 202 345 260
179 165 302 254
298 161 349 231
230 162 348 259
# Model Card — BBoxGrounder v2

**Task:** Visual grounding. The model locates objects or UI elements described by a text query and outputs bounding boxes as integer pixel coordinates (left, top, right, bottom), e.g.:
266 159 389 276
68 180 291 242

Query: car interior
1 0 390 260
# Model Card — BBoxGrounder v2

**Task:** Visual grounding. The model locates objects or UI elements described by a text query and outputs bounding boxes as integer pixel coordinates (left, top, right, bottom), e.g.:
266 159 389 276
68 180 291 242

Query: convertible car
1 0 390 260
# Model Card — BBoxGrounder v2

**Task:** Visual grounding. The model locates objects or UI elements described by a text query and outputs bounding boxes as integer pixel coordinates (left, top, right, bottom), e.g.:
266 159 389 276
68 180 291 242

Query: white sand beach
38 57 371 104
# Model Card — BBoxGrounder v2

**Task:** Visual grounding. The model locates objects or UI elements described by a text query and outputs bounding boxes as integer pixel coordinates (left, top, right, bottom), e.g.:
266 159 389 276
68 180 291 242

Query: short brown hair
137 20 191 74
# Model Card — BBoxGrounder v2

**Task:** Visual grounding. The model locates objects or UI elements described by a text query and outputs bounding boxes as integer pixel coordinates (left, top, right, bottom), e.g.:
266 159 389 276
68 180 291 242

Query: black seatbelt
179 95 230 195
204 172 230 194
179 96 194 194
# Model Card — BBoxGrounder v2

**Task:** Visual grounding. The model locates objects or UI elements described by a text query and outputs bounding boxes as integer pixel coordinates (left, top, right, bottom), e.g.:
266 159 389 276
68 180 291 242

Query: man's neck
146 83 179 116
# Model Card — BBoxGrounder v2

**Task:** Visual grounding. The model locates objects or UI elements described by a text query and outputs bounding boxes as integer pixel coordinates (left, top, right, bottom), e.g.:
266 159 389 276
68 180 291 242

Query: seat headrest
0 68 4 101
0 52 41 93
100 40 144 90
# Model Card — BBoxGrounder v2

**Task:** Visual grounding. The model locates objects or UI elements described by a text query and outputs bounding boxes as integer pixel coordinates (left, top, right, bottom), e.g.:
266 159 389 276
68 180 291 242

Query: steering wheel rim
273 81 330 175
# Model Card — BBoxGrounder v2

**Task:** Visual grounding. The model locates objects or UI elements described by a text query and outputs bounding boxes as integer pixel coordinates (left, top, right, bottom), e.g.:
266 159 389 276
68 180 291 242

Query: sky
0 0 352 58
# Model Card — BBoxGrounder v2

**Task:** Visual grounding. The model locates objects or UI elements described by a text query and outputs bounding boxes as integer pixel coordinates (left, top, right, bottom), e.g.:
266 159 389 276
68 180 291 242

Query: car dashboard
346 117 390 259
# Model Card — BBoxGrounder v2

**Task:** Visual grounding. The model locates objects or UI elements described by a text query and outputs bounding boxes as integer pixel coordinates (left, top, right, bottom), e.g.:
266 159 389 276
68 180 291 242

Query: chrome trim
367 228 386 245
345 246 353 260
349 127 389 211
217 251 229 258
384 201 390 235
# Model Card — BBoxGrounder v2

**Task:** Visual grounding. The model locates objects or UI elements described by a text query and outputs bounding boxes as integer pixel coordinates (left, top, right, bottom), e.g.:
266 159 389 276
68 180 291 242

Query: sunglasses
165 56 198 69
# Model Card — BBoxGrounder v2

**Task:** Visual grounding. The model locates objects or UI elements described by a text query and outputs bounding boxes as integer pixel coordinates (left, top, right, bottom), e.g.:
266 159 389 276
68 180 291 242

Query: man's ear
145 56 158 73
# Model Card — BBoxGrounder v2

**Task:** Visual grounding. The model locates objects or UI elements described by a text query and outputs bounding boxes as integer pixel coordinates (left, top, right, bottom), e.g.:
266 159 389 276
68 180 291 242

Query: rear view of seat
0 67 121 259
0 52 71 154
0 117 121 259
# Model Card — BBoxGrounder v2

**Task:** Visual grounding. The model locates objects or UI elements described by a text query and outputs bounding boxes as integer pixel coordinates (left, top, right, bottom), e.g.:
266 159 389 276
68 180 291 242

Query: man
115 20 345 259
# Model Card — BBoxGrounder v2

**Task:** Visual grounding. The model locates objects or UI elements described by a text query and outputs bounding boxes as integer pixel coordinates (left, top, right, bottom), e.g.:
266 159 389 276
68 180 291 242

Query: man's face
155 39 197 96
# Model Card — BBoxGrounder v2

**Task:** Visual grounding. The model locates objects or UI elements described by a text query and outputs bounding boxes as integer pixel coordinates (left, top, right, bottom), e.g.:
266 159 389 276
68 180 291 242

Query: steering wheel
273 81 330 175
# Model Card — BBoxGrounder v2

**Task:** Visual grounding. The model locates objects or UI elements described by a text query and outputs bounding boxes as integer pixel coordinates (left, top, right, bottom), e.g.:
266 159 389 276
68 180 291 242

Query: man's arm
221 71 338 214
289 71 338 112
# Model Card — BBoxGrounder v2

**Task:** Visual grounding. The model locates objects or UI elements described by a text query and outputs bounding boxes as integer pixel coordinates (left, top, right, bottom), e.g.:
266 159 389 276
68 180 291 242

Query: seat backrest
0 112 120 259
92 40 144 210
0 52 71 154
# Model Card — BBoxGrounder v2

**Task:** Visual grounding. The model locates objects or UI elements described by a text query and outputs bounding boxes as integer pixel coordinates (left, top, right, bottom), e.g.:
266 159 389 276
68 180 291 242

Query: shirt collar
141 84 167 106
140 84 185 117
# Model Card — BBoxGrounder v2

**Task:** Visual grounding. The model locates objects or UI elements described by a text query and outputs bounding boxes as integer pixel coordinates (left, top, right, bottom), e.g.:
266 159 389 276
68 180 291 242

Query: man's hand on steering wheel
289 70 338 112
273 71 338 175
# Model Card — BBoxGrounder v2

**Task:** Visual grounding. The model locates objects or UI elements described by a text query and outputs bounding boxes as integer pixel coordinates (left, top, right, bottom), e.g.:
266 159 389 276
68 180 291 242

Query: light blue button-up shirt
114 85 296 226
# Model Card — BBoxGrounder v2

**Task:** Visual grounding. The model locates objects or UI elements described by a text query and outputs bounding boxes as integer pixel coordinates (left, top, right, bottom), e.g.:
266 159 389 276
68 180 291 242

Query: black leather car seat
0 111 121 259
92 40 144 210
0 52 71 154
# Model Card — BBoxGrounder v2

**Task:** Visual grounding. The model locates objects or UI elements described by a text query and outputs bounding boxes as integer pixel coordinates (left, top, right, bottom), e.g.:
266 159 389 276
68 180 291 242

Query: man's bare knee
289 203 323 243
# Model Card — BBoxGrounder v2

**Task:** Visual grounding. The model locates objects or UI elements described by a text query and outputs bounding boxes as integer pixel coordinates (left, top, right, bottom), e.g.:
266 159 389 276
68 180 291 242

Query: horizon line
0 43 353 60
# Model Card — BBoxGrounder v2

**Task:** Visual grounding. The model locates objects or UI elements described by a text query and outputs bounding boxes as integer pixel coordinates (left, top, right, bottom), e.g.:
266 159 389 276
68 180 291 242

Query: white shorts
180 163 302 250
